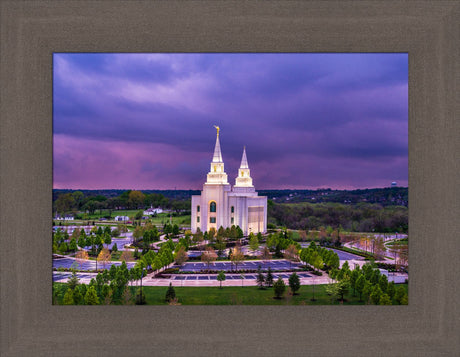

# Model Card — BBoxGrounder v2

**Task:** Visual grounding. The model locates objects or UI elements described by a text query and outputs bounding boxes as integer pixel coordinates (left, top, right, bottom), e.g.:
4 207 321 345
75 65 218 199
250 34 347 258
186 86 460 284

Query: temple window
210 201 216 212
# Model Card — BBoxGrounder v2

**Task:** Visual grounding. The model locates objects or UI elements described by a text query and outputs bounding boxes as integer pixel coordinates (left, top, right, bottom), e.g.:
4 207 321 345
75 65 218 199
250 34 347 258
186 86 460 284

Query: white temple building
191 127 267 235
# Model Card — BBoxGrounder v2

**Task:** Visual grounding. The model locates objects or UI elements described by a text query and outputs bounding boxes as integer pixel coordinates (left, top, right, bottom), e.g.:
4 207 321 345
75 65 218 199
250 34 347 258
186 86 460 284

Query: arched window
231 206 234 213
197 205 200 213
210 201 216 212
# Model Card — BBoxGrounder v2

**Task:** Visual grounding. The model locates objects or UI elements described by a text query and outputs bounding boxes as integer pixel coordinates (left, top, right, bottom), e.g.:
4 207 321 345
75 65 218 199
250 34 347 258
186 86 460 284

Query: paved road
53 257 136 270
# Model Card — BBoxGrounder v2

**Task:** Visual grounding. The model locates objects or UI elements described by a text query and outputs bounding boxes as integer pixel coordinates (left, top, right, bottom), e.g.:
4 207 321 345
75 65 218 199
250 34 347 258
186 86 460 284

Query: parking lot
175 259 304 272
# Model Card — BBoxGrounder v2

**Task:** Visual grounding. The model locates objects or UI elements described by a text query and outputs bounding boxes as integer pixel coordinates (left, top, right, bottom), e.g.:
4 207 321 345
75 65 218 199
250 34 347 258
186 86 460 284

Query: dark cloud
53 53 408 189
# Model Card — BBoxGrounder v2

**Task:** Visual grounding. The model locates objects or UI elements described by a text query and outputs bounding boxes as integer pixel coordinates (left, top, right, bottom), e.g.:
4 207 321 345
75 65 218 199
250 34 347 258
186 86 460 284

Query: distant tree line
268 201 408 233
53 190 190 215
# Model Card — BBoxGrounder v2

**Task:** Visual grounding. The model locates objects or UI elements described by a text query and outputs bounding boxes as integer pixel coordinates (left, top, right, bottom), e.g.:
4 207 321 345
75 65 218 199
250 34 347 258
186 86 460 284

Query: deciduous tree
217 271 226 288
201 246 217 270
230 247 244 272
174 245 188 266
98 248 111 270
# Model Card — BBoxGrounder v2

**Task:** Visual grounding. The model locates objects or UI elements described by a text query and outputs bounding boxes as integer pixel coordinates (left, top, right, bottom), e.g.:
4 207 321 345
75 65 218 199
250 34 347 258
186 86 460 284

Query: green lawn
53 283 408 305
141 284 408 305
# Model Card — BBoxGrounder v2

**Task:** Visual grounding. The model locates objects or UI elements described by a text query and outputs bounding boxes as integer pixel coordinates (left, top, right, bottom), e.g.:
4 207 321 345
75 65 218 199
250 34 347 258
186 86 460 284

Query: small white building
143 207 163 215
114 216 129 222
54 214 74 221
191 127 267 236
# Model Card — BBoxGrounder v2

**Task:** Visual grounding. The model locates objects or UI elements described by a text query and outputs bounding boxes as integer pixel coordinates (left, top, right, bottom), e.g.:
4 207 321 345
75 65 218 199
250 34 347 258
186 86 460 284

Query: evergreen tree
84 286 100 305
379 293 392 305
273 277 286 299
362 280 373 304
63 288 74 305
395 285 407 304
355 275 365 301
266 267 274 288
387 281 396 300
135 288 146 305
378 274 388 293
112 243 118 252
165 283 176 302
370 285 382 305
256 266 265 289
288 272 300 295
67 270 80 290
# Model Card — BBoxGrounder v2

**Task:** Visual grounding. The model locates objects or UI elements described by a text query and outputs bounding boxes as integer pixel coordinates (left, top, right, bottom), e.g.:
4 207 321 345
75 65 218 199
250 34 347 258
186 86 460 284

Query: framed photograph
1 1 458 356
51 52 409 307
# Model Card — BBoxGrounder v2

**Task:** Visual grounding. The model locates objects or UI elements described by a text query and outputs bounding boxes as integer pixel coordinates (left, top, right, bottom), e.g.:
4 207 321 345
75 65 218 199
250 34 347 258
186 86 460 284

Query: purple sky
53 53 408 190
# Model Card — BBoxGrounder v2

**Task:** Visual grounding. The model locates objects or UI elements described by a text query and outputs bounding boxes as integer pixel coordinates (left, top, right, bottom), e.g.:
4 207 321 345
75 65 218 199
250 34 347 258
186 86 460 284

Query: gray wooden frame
1 1 458 356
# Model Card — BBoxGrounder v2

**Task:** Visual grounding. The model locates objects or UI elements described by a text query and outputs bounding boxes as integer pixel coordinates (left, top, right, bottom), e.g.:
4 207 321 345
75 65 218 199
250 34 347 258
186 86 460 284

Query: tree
284 244 298 268
128 190 145 209
67 270 80 290
249 233 259 254
378 274 388 293
387 281 396 300
336 279 350 302
135 210 143 220
192 228 204 247
266 267 274 288
73 286 84 305
362 281 373 304
379 293 392 305
77 235 86 249
63 288 75 305
355 275 366 301
208 227 216 243
217 271 226 288
395 285 407 304
165 283 176 302
97 248 111 270
256 266 265 289
117 251 133 265
174 245 188 266
201 246 217 271
215 236 226 257
288 272 300 295
350 269 360 296
260 246 271 262
273 277 286 299
84 286 100 305
230 247 244 272
104 233 112 248
370 285 382 305
69 238 77 252
75 250 89 270
112 243 118 253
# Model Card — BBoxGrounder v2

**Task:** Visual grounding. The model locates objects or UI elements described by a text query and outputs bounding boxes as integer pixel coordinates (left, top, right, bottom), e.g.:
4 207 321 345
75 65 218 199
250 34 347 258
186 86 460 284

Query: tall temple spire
212 125 223 163
206 125 228 184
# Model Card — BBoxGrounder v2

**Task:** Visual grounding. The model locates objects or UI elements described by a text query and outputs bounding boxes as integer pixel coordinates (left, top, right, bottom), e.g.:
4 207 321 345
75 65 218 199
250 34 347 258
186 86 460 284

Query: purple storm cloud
53 53 408 190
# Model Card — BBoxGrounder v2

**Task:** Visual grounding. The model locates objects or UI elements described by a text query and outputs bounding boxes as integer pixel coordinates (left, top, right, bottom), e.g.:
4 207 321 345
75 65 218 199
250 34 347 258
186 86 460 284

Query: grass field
53 283 408 305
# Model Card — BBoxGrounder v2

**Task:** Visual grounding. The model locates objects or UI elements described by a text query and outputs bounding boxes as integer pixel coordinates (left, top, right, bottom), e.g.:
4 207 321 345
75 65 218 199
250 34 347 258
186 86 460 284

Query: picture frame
1 1 458 355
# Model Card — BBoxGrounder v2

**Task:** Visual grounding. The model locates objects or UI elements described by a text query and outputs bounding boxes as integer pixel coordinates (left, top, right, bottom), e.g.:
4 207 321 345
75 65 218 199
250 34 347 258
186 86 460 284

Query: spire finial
213 125 220 137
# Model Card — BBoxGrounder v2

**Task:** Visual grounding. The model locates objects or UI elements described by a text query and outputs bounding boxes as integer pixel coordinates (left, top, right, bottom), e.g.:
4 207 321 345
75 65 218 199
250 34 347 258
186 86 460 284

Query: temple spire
212 125 223 163
240 146 249 169
234 146 254 188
